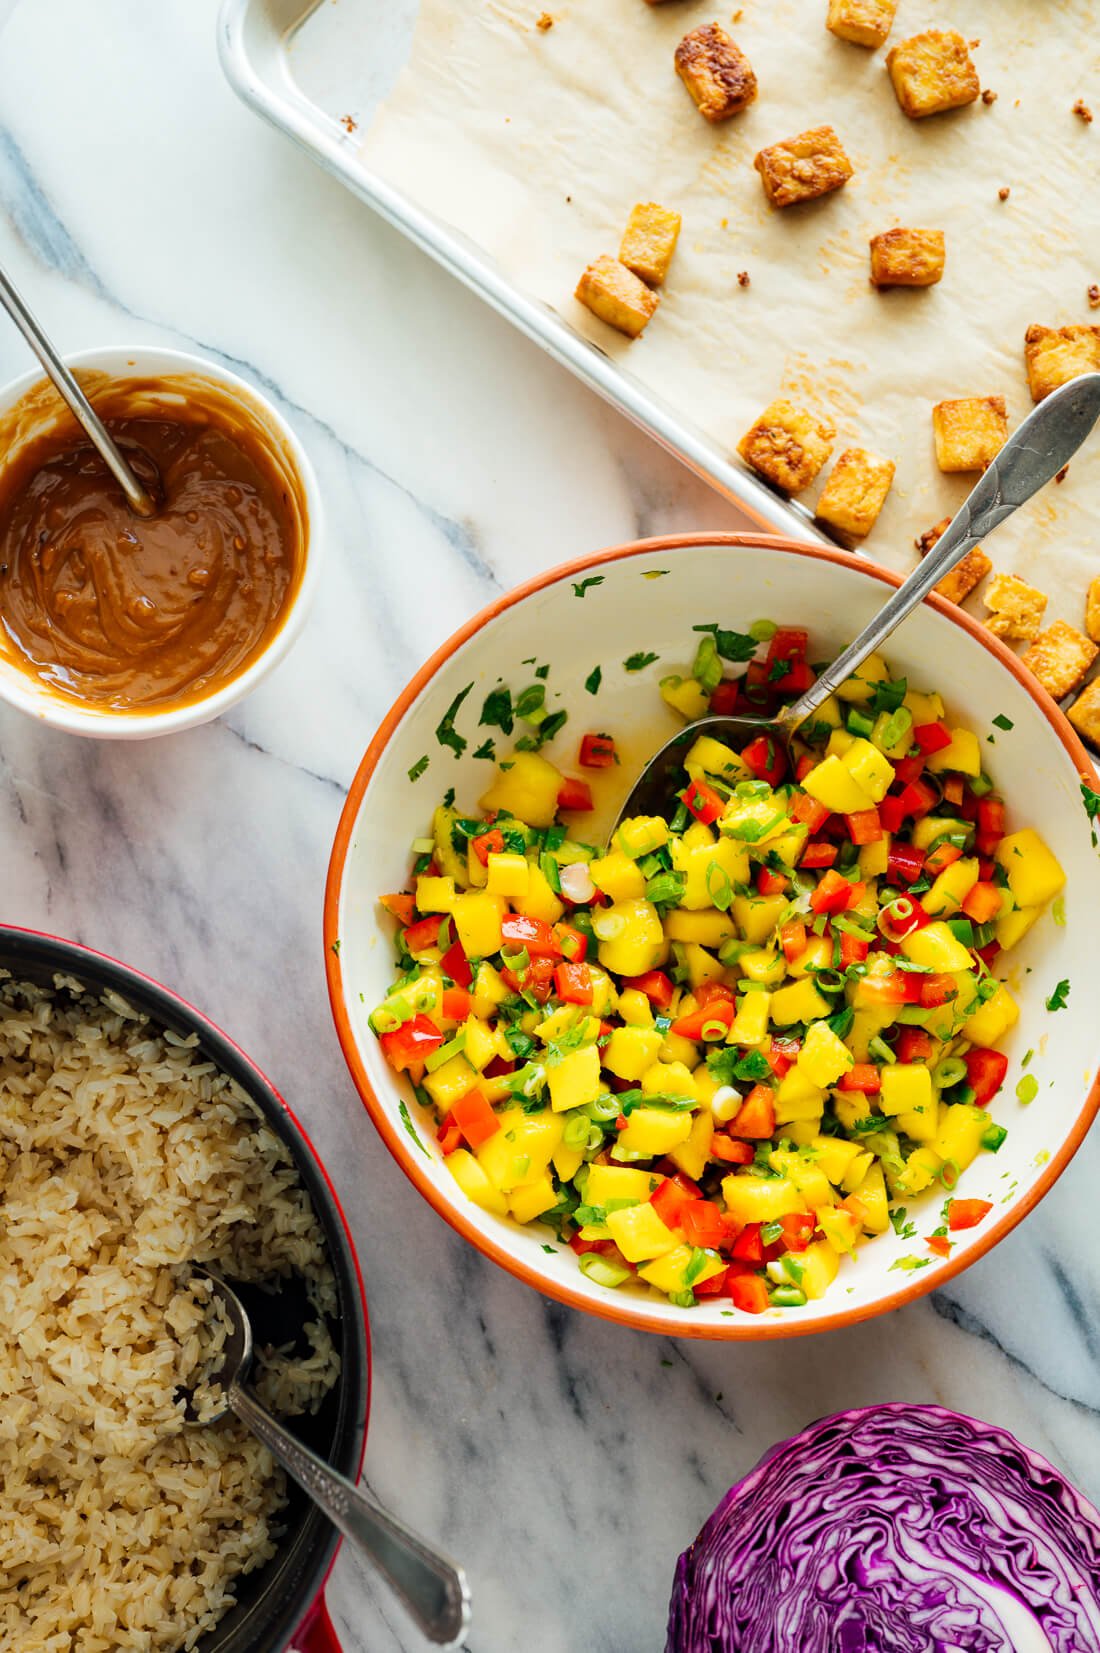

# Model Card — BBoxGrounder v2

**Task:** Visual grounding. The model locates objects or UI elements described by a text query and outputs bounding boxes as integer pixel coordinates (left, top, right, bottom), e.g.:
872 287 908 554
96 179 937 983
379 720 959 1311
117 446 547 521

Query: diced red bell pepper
791 793 830 831
403 915 444 954
569 1234 615 1256
650 1177 694 1231
380 1014 444 1073
680 1199 727 1249
483 1056 515 1079
729 1273 770 1314
672 996 736 1041
501 914 562 957
730 1085 776 1139
696 981 737 1008
896 1027 935 1064
795 753 817 783
554 962 593 1004
766 626 809 665
709 679 739 715
856 973 912 1007
557 777 594 812
756 865 789 896
682 777 725 826
770 659 814 696
471 828 505 866
891 755 927 787
926 1233 952 1258
976 940 1002 968
837 1063 882 1094
878 895 931 942
765 1036 801 1079
810 870 863 915
964 1048 1009 1106
887 843 926 886
976 797 1006 853
941 776 965 808
655 1166 703 1199
879 796 907 834
553 922 589 963
579 733 616 768
918 972 958 1009
440 940 473 989
731 1223 765 1263
838 931 869 968
780 920 808 963
960 791 980 824
451 1089 501 1149
846 808 883 846
925 841 963 877
800 841 839 870
437 1120 464 1156
777 1212 816 1253
440 987 472 1021
899 779 938 819
380 892 416 925
711 1135 755 1165
962 881 1002 924
693 1267 729 1297
913 721 954 755
947 1198 994 1232
623 970 675 1010
742 734 787 786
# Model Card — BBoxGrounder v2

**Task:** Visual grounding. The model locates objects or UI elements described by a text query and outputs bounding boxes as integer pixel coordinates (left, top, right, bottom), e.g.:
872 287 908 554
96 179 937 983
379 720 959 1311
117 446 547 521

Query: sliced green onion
981 1122 1008 1151
410 837 435 855
684 1247 710 1286
692 633 723 693
584 1093 623 1123
749 619 777 642
947 917 975 948
1016 1074 1039 1105
969 771 995 798
424 1030 467 1072
869 1035 896 1065
769 1285 807 1308
846 708 875 738
809 967 845 995
646 871 687 905
933 1057 968 1089
563 1112 592 1149
578 1252 631 1289
879 707 913 750
668 1288 698 1308
706 861 734 911
760 1220 783 1246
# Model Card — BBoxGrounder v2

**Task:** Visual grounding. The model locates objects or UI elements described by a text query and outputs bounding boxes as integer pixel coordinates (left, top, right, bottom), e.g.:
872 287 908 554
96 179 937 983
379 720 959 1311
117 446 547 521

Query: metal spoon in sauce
0 263 158 519
612 371 1100 834
183 1269 471 1650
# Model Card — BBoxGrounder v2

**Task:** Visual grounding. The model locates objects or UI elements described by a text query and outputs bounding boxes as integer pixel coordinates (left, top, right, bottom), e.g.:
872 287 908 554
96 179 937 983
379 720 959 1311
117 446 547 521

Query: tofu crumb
1055 464 1070 484
737 270 751 287
981 88 997 105
1089 285 1100 308
1073 99 1094 124
998 186 1011 201
339 113 358 133
536 12 553 30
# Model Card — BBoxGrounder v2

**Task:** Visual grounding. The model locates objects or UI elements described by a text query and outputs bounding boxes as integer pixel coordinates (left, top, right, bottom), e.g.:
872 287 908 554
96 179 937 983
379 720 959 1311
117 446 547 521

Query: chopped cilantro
889 1207 917 1240
585 665 602 695
708 1047 771 1085
398 1100 427 1155
535 663 550 680
826 1006 854 1039
435 683 473 757
443 787 455 808
479 685 513 735
1045 978 1070 1012
473 738 496 761
1083 781 1100 847
330 939 341 957
624 651 660 672
408 754 429 782
514 684 545 722
1021 1048 1034 1068
888 1255 931 1272
642 569 669 579
992 713 1014 732
572 576 605 598
870 678 907 714
516 709 568 751
541 1243 557 1254
692 622 758 663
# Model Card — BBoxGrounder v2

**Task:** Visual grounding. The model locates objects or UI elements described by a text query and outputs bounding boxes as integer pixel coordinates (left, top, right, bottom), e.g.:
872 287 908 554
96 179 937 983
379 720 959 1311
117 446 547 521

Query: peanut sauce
0 373 307 712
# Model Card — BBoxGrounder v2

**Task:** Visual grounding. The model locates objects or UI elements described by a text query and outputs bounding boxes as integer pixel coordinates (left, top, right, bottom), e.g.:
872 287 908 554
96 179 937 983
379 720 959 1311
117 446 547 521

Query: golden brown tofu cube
754 126 854 209
619 203 682 288
575 256 660 339
869 228 945 288
826 0 898 49
814 448 895 542
982 573 1048 643
1021 622 1099 701
738 399 836 494
936 548 993 606
1086 576 1100 644
1023 324 1100 403
675 24 757 123
886 31 980 119
932 396 1007 473
1067 677 1100 747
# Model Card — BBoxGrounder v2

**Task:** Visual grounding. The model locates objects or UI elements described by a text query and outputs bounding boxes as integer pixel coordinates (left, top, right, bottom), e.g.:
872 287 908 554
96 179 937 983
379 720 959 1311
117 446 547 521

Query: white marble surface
1 4 1098 1650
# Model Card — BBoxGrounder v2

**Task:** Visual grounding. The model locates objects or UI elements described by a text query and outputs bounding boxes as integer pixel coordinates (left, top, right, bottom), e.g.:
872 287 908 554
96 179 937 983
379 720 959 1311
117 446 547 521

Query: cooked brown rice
0 974 341 1652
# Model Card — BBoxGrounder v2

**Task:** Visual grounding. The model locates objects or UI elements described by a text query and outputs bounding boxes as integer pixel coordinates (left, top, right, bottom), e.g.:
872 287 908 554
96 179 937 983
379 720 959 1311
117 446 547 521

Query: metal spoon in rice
184 1269 471 1650
612 373 1100 836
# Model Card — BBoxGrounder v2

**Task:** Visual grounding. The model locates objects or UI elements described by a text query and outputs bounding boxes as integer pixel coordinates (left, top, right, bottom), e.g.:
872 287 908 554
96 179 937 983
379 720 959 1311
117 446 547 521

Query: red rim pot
0 925 369 1653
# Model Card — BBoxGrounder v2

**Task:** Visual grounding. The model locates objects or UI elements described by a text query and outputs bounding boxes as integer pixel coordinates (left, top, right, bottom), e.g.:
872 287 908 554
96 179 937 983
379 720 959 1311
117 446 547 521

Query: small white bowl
0 345 321 738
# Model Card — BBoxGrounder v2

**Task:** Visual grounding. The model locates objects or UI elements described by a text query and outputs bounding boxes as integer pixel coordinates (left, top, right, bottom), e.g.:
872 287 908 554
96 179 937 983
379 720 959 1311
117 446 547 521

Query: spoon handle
229 1382 470 1649
0 263 158 519
785 371 1100 728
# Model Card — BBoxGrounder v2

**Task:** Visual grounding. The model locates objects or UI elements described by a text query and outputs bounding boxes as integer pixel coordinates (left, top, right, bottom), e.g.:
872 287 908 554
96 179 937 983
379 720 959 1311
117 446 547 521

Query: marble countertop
1 3 1098 1649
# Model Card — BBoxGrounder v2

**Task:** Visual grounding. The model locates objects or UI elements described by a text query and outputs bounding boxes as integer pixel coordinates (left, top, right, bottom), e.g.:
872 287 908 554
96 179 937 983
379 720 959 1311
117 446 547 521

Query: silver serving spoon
185 1269 470 1650
614 372 1100 832
0 263 158 518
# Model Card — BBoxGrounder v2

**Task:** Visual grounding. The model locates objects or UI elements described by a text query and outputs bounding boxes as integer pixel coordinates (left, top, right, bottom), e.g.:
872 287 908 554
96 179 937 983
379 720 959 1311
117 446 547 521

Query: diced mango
835 652 890 703
738 950 786 987
962 983 1019 1048
858 837 890 879
618 988 655 1027
901 921 973 972
850 1161 889 1233
446 1148 508 1216
603 1025 663 1081
509 1173 558 1224
787 934 832 977
683 944 726 989
766 825 810 869
923 857 980 916
451 892 507 958
802 754 876 815
811 1136 864 1185
894 1146 943 1195
668 1110 715 1180
642 1060 698 1100
926 728 982 777
478 751 562 829
485 853 529 899
588 965 618 1017
995 903 1039 951
673 838 751 910
660 675 711 721
470 962 509 1018
826 729 856 758
721 795 790 845
639 1244 726 1295
552 1140 584 1182
477 1107 564 1190
774 1068 827 1124
995 830 1066 909
585 1164 656 1205
731 893 786 945
721 1174 807 1224
880 1063 934 1117
663 909 737 948
903 688 945 725
911 815 970 852
841 738 895 804
799 1240 841 1299
616 1105 693 1158
770 977 832 1027
595 898 667 977
797 1021 854 1089
932 1102 987 1173
423 1054 480 1110
431 806 470 888
513 863 564 924
416 875 455 915
617 816 670 859
731 989 771 1045
462 1016 499 1071
605 1202 678 1261
590 850 646 903
817 1207 860 1255
841 1149 874 1192
771 1150 834 1211
684 735 749 783
547 1044 602 1112
896 1102 940 1143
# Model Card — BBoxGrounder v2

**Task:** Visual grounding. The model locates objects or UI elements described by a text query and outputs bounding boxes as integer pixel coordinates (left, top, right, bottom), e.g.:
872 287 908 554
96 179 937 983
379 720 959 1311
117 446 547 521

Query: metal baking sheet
217 0 828 544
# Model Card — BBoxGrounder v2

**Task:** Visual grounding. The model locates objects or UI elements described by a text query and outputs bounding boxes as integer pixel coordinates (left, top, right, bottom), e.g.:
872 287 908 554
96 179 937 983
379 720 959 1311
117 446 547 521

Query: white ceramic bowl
326 535 1100 1340
0 345 321 738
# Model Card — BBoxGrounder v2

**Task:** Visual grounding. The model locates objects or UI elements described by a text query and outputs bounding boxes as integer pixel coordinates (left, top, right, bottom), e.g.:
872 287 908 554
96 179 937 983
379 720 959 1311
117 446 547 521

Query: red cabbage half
667 1404 1100 1653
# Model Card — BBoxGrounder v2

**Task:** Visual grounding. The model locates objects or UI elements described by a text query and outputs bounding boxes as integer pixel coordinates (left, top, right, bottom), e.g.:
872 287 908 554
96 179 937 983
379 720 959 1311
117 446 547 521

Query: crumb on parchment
1073 99 1093 124
1088 285 1100 308
998 186 1011 201
536 12 553 31
737 270 750 287
982 88 997 105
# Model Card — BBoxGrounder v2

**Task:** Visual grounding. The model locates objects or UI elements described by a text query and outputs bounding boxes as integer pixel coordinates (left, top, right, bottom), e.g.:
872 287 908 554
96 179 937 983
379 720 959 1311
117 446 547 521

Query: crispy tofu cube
1087 576 1100 643
674 24 757 123
869 228 945 287
1067 677 1100 746
932 396 1007 473
737 398 836 493
916 519 993 604
619 202 682 288
814 448 896 542
1023 324 1100 403
886 30 980 119
1021 622 1099 701
754 125 853 208
826 0 898 48
575 256 659 339
982 573 1049 643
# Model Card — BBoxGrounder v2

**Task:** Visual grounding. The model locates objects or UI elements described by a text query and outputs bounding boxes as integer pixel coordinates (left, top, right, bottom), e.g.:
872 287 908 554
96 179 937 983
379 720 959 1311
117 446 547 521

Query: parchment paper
363 0 1100 623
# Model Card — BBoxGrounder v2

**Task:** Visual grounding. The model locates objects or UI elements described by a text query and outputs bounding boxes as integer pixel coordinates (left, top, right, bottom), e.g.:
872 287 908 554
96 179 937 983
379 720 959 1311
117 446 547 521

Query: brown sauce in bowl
0 373 308 713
